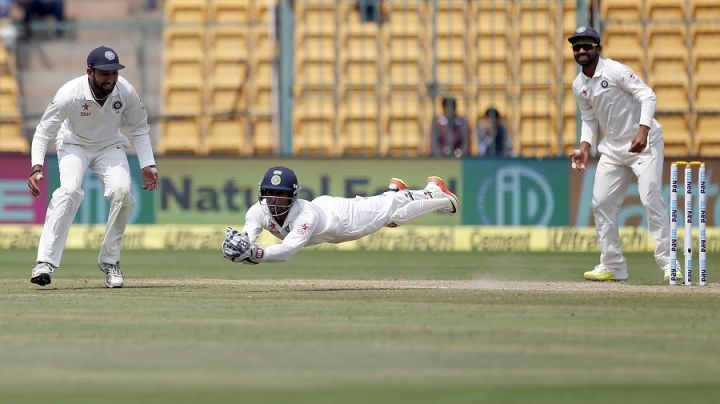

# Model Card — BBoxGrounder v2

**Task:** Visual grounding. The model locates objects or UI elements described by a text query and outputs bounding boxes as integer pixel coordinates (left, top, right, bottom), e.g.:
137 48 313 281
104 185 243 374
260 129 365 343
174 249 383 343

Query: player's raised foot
425 176 459 214
584 264 629 281
388 178 408 192
30 262 54 286
98 261 124 288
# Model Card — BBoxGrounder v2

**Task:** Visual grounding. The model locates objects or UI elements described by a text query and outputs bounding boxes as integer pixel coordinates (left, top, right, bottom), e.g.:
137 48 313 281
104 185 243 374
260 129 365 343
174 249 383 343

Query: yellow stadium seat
694 81 720 111
690 0 720 22
647 24 687 60
384 89 426 157
603 25 643 57
158 117 202 155
696 113 720 156
206 83 246 116
295 41 335 84
164 27 205 60
296 1 336 37
656 113 691 157
208 27 249 62
473 3 509 36
203 117 252 156
250 30 276 65
163 58 203 86
165 0 206 25
691 24 720 63
208 0 251 24
652 80 689 112
207 57 249 88
436 3 467 37
0 75 20 117
251 116 276 155
162 82 203 115
0 120 27 153
518 3 552 35
293 86 336 156
650 54 689 84
646 0 686 21
602 0 643 21
693 56 720 84
338 88 381 156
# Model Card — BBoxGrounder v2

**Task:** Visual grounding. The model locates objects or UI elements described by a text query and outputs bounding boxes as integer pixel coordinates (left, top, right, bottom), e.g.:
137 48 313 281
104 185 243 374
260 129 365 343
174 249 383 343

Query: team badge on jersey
113 100 123 110
601 80 609 88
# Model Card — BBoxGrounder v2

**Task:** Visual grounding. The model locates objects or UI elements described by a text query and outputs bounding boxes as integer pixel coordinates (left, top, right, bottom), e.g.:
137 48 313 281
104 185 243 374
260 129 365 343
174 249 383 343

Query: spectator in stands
475 107 513 157
18 0 64 39
356 0 385 23
431 96 470 158
0 0 18 50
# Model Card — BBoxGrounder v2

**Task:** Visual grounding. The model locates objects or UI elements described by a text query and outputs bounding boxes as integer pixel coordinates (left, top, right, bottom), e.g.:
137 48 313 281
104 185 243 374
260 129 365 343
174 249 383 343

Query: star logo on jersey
297 223 310 235
81 102 91 117
82 103 89 111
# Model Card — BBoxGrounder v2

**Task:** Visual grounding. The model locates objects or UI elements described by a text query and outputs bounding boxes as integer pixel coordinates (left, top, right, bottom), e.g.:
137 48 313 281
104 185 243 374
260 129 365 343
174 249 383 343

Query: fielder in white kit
27 45 159 288
567 26 675 281
221 166 459 264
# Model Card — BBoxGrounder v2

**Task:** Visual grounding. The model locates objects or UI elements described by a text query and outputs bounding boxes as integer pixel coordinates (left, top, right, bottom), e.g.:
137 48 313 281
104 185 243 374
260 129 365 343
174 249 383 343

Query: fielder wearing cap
27 45 159 289
221 166 459 264
566 26 674 282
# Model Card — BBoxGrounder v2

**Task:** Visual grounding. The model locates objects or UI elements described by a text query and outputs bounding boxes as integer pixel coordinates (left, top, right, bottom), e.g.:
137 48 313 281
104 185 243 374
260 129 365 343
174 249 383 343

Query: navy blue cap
568 26 601 45
259 166 300 193
87 46 125 71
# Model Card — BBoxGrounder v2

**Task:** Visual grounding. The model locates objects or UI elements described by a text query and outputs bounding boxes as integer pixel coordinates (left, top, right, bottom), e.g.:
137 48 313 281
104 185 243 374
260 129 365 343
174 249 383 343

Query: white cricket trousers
37 142 135 267
592 139 670 272
312 189 451 243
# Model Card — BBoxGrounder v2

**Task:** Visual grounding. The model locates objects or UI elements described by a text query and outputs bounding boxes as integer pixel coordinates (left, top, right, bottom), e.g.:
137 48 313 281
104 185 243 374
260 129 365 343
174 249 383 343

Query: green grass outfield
2 249 720 404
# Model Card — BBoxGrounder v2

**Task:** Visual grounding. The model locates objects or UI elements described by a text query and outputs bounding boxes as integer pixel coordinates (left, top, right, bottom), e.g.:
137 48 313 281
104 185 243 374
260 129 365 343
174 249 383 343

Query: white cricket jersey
242 199 342 262
30 75 155 168
572 57 661 159
242 194 399 262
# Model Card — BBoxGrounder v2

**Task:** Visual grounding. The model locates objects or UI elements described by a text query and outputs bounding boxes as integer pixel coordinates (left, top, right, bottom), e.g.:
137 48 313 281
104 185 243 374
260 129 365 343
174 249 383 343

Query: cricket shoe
584 264 629 281
663 263 684 283
99 261 124 288
30 262 54 286
388 178 408 192
425 176 459 215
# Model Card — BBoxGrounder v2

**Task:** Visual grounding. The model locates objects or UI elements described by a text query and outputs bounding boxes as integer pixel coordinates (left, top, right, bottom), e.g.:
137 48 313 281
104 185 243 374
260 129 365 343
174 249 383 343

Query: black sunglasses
572 43 599 52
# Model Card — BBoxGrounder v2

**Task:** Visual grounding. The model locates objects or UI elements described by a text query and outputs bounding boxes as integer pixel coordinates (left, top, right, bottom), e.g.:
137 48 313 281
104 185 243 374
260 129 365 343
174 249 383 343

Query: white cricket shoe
98 262 124 288
30 262 54 286
425 176 459 215
583 264 629 281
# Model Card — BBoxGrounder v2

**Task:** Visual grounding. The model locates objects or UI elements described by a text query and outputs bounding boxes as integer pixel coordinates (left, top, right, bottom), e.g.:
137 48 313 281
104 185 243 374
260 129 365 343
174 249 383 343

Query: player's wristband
30 170 42 177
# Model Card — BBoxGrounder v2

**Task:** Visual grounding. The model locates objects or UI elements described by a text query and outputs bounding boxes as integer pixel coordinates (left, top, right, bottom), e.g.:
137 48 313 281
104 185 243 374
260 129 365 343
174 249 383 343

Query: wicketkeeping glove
221 227 265 264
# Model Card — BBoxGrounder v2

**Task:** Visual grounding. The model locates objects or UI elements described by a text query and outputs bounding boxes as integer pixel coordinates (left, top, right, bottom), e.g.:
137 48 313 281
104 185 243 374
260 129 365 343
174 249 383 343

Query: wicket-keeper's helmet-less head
259 166 300 218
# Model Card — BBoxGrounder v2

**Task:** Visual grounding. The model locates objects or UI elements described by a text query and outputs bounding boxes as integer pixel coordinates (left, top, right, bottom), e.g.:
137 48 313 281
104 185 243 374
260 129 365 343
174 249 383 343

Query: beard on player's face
90 70 118 96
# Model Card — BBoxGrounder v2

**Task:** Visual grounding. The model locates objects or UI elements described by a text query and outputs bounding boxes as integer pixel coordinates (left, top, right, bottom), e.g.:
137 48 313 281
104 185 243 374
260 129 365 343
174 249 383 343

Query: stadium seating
695 114 720 156
157 117 202 154
657 113 692 157
690 0 720 22
208 0 251 24
646 0 686 21
164 0 206 24
602 0 643 21
292 86 336 156
338 86 381 156
203 116 252 156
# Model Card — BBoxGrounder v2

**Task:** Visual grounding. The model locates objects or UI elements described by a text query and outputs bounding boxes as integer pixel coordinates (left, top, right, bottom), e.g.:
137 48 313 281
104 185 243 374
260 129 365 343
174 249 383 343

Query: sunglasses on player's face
572 42 599 52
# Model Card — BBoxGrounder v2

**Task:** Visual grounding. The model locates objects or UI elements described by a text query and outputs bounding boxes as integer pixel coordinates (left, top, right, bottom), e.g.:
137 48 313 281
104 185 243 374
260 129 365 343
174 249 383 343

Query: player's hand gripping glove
221 227 264 264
